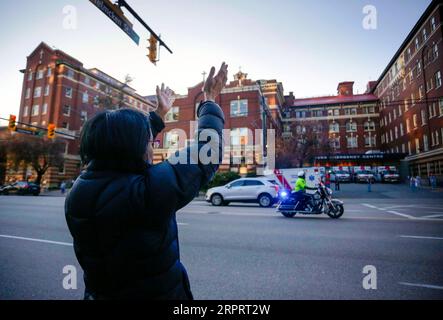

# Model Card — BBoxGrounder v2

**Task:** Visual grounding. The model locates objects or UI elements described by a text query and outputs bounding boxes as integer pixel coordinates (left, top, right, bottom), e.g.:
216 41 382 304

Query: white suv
205 178 280 207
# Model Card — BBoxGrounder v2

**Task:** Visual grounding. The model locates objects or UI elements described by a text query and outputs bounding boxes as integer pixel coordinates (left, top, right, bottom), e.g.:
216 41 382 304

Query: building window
398 105 402 116
27 71 33 81
365 135 376 147
439 98 443 116
363 105 375 114
433 44 439 60
431 17 436 31
406 118 411 133
164 131 180 148
62 122 69 130
419 85 424 99
421 109 427 125
36 69 44 80
422 28 428 41
31 105 39 116
344 108 357 116
63 105 71 116
346 121 357 132
84 77 90 85
364 121 375 131
34 87 41 98
393 108 397 119
44 85 50 96
230 128 249 146
330 137 340 149
23 106 29 117
165 106 179 122
347 136 358 148
47 68 52 77
423 135 429 152
25 88 30 99
394 126 398 139
67 69 75 79
42 103 47 115
404 99 409 111
413 114 418 127
82 92 89 103
435 71 442 88
230 99 248 117
411 93 415 105
400 123 404 136
329 122 339 133
65 87 73 98
415 37 420 50
80 111 88 123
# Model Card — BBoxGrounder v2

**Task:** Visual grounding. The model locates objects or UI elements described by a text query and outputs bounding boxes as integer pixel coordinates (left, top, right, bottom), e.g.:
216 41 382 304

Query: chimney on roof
365 81 377 93
337 82 354 96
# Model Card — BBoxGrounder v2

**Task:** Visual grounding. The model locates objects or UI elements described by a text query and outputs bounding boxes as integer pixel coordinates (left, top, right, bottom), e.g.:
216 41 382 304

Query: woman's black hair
80 108 151 173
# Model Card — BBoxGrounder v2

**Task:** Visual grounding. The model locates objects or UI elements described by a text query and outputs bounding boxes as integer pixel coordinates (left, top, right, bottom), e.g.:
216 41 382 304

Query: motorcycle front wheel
326 204 344 219
280 211 296 218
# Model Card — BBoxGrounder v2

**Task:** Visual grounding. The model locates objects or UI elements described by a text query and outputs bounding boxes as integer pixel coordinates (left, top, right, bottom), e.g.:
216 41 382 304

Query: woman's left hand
156 83 175 119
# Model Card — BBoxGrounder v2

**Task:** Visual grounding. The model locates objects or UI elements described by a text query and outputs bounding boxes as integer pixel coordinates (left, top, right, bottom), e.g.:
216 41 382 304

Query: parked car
381 170 400 183
206 177 279 207
333 170 351 182
354 170 375 183
0 181 41 196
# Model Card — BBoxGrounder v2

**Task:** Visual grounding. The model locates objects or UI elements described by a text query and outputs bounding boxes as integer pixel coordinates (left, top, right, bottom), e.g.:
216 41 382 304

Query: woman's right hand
203 62 228 102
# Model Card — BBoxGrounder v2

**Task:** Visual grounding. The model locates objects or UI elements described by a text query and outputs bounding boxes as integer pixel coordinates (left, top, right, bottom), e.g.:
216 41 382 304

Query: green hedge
202 171 241 191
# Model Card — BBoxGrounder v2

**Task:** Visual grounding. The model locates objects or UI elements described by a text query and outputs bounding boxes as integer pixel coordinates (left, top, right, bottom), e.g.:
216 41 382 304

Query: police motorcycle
276 181 344 219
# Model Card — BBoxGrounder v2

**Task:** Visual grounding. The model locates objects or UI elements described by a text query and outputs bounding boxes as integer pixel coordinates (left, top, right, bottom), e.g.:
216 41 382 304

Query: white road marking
178 223 189 226
399 235 443 240
421 214 443 219
386 210 415 219
362 204 415 219
0 234 72 246
399 282 443 290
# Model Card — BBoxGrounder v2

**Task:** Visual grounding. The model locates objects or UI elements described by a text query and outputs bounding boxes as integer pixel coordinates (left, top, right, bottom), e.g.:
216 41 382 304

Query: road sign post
89 0 140 45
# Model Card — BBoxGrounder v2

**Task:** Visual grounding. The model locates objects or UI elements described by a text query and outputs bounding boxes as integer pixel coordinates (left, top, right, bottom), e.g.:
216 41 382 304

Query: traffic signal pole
116 0 173 54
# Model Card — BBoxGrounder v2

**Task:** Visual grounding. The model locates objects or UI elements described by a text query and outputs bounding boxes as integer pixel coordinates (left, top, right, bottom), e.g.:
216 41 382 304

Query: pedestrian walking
367 176 372 192
335 177 340 191
415 175 421 190
430 174 437 189
410 176 416 192
65 63 228 300
60 181 66 195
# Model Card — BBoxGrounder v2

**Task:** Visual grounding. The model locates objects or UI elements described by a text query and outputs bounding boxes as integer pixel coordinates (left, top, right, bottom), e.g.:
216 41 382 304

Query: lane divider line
399 282 443 290
399 235 443 240
0 234 72 246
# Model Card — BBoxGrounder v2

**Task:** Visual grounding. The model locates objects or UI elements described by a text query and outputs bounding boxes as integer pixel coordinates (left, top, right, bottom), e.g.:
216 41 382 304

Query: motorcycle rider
293 171 317 211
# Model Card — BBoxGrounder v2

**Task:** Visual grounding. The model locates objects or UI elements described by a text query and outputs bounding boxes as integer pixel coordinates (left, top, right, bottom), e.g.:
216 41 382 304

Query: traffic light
8 114 16 131
47 124 56 139
148 34 158 65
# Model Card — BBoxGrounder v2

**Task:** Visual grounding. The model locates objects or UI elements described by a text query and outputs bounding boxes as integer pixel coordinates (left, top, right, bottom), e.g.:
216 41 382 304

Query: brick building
282 81 381 166
150 70 285 175
7 42 285 185
372 0 443 179
10 42 155 187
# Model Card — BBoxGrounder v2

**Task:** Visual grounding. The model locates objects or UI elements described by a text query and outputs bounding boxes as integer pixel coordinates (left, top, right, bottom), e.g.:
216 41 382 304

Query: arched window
364 121 375 131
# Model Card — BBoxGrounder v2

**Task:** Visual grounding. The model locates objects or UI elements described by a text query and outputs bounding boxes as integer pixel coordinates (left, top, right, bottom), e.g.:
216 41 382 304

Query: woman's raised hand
156 83 175 119
203 62 228 102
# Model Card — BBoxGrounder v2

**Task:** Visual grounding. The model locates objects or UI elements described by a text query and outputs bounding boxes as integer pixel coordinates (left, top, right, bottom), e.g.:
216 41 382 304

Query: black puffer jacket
65 101 224 299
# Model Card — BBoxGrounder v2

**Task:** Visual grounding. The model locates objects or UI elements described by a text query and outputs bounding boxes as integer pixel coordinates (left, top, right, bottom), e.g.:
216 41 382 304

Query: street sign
89 0 140 45
15 127 42 136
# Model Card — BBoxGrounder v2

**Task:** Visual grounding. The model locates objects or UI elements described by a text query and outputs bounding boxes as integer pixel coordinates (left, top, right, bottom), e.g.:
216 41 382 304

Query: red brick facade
374 1 443 179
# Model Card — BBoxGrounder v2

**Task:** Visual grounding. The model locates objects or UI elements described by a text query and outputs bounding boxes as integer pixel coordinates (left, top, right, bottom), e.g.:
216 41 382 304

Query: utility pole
256 80 268 169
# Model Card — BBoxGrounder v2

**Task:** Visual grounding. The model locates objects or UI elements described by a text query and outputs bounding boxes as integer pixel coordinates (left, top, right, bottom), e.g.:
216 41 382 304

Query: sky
0 0 433 123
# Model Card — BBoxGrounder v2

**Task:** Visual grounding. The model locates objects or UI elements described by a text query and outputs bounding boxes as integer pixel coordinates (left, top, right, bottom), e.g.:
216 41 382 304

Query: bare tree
96 74 134 110
5 135 65 185
276 121 332 168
